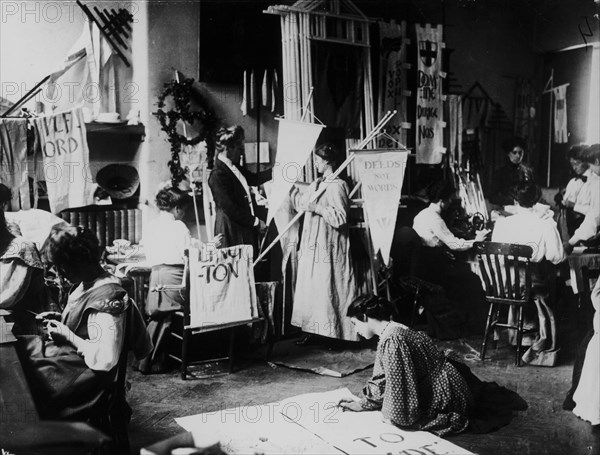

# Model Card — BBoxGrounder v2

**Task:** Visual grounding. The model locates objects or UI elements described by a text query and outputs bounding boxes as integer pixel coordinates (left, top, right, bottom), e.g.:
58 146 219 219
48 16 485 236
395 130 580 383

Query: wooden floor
127 320 599 455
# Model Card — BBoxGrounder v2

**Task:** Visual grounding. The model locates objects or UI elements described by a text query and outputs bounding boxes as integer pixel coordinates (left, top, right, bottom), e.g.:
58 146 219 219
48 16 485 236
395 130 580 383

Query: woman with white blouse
136 187 222 373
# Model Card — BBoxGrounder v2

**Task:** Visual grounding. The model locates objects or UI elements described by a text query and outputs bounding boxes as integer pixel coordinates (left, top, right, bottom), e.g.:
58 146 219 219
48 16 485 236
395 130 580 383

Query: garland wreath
155 77 219 187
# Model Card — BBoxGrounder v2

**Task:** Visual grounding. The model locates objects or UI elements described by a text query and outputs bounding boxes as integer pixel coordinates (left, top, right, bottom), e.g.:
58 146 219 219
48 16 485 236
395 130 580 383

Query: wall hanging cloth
514 78 536 150
240 69 279 116
377 21 411 147
553 84 568 144
0 118 30 209
312 41 364 139
415 24 446 164
447 95 463 167
31 107 95 213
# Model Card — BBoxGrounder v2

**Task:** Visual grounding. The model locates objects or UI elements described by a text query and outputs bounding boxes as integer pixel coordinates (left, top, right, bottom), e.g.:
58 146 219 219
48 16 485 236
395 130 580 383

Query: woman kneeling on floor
18 225 151 421
338 294 527 436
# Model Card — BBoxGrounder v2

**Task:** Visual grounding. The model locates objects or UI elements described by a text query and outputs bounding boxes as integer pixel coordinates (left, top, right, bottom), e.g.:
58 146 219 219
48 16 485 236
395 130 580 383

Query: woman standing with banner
291 143 358 343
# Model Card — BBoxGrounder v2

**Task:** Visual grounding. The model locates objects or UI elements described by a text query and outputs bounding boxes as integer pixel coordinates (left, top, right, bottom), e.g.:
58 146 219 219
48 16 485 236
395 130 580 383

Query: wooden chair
154 249 263 380
474 241 536 366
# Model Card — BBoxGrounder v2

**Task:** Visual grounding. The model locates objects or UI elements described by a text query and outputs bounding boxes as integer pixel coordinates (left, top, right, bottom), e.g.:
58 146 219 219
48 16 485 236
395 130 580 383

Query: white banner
354 150 408 265
189 245 258 328
415 24 445 164
176 389 473 455
267 119 324 223
32 107 95 213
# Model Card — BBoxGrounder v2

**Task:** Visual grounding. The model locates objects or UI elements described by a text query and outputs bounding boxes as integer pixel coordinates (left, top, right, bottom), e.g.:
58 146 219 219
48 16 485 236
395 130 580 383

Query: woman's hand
474 229 491 242
35 311 61 321
45 320 74 345
213 234 224 248
337 396 364 412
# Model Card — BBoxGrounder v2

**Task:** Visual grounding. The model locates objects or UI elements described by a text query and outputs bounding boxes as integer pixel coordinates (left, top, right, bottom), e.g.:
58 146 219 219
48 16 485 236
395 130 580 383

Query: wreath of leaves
155 77 219 187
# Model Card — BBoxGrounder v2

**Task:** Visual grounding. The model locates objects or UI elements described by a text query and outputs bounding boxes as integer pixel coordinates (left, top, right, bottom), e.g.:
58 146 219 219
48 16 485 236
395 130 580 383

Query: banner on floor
415 23 446 164
267 118 324 224
354 149 409 265
378 21 411 147
189 245 258 328
32 107 95 213
176 388 474 455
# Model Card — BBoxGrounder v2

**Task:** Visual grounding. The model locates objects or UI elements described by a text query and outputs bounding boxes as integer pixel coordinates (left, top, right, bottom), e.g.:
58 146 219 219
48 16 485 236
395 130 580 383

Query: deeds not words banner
354 150 409 265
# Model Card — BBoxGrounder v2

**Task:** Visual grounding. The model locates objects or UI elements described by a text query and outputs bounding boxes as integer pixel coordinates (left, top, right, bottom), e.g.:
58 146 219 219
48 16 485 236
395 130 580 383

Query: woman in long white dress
571 277 600 425
291 143 358 342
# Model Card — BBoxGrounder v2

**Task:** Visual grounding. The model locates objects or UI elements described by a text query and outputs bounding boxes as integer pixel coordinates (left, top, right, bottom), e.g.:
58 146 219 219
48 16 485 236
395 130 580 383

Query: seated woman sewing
136 186 222 374
0 207 52 335
17 225 151 420
337 294 527 436
492 181 566 366
411 180 490 335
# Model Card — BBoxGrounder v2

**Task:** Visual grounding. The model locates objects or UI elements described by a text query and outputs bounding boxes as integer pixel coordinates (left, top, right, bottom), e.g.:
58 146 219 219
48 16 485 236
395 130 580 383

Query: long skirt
135 264 185 374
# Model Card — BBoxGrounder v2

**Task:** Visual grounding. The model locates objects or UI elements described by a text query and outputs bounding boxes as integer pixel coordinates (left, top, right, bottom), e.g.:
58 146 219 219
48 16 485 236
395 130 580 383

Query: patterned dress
360 322 471 436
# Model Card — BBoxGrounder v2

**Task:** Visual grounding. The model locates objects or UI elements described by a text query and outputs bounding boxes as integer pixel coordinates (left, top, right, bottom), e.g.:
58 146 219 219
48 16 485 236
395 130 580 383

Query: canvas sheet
176 389 473 455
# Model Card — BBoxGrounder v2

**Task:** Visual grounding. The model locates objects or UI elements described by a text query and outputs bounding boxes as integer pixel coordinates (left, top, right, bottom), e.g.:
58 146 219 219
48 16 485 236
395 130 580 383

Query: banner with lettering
189 245 258 328
32 107 95 213
354 150 409 265
378 21 411 147
415 24 446 164
176 388 474 455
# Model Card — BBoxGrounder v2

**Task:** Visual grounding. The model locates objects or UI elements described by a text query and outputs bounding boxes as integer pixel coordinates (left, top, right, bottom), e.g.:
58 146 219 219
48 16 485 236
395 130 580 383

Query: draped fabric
0 118 30 209
553 84 568 144
313 42 364 138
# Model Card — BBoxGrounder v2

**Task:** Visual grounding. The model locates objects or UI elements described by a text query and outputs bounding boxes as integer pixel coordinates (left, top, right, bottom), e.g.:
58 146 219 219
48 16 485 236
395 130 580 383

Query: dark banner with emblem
415 24 445 164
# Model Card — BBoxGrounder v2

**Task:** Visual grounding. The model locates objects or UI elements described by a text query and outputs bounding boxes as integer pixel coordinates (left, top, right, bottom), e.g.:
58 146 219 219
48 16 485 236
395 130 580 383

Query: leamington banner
32 107 95 213
267 118 324 223
189 245 259 328
354 150 409 265
415 24 446 164
378 21 411 147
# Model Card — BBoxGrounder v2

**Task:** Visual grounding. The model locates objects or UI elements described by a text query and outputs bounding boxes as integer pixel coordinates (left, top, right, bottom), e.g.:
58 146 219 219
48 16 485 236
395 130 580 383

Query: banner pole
253 110 397 267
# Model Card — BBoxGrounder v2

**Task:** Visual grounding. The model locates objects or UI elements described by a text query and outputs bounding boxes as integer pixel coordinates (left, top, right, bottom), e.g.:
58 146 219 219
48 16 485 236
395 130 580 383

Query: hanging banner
189 245 259 328
415 24 446 164
354 149 409 265
553 84 568 144
446 94 462 167
0 118 30 210
267 119 324 223
32 107 95 213
378 21 411 147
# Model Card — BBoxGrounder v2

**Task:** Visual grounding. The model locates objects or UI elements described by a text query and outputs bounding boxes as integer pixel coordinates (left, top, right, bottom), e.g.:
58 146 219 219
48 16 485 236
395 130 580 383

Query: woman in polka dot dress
338 294 526 436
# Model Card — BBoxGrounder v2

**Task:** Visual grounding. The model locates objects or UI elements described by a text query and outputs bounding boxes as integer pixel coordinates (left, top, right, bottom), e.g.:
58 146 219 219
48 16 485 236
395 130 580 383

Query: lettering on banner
40 111 82 158
352 434 449 455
